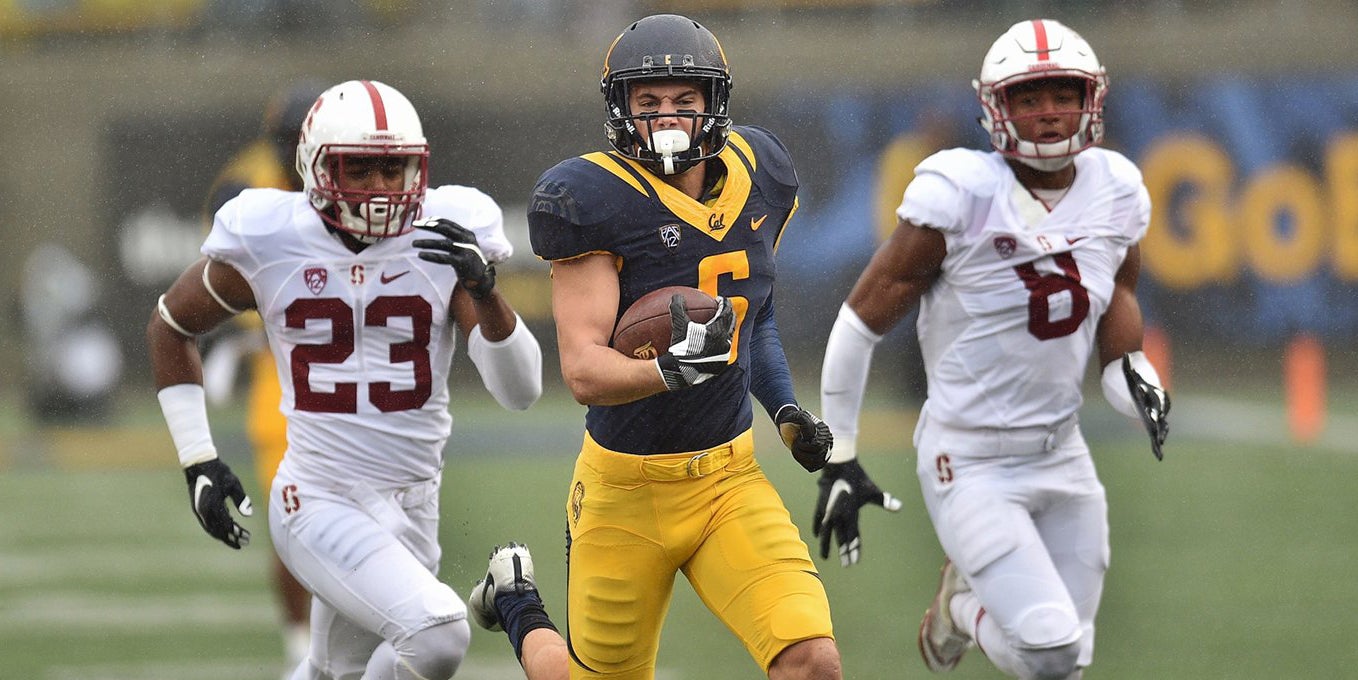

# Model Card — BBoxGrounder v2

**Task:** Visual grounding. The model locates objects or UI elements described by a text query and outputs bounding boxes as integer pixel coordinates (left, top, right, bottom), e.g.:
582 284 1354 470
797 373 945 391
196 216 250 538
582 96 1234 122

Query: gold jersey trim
582 131 757 243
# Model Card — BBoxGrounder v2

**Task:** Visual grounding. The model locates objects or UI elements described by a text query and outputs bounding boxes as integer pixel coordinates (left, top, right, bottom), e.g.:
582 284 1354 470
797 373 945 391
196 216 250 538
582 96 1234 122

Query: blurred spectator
21 243 124 423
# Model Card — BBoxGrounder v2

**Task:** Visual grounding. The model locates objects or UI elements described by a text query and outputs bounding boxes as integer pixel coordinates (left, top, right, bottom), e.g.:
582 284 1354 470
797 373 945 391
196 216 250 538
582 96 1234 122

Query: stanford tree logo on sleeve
304 267 328 295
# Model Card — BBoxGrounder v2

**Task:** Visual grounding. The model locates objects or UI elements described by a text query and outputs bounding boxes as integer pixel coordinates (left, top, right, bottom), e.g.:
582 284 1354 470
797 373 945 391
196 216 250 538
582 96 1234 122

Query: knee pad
1016 603 1080 649
1016 604 1080 680
395 619 471 680
1020 642 1081 680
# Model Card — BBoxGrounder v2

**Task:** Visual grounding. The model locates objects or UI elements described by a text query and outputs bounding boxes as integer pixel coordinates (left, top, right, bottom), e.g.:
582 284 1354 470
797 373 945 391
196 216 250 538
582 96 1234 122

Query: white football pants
270 457 469 679
914 408 1109 677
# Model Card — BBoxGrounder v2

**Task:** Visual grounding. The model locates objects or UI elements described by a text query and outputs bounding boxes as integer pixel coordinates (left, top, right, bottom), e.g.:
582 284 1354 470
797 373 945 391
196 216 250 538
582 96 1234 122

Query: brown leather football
610 286 718 360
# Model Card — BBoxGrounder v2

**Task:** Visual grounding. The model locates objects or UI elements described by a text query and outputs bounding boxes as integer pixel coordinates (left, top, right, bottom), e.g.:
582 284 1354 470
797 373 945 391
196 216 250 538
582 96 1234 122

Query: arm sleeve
820 303 884 463
746 295 797 421
1101 351 1163 419
468 314 543 411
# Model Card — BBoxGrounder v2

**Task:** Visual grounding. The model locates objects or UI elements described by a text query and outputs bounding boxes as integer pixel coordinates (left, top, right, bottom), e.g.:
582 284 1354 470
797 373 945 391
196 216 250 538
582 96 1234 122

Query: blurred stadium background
3 1 1358 678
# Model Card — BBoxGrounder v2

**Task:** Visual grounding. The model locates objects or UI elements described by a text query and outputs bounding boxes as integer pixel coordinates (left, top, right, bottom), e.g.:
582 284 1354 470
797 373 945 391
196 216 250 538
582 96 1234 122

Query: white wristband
157 383 219 467
1101 351 1162 420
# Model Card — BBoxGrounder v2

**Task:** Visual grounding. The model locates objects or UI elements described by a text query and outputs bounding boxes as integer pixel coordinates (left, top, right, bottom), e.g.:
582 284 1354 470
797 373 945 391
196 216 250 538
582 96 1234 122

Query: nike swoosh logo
1066 236 1088 245
824 479 853 516
193 475 213 509
381 271 410 284
751 214 769 231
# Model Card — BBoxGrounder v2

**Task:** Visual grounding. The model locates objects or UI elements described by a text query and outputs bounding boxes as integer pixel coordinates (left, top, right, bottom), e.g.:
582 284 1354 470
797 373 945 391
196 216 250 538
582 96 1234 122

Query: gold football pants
565 429 833 679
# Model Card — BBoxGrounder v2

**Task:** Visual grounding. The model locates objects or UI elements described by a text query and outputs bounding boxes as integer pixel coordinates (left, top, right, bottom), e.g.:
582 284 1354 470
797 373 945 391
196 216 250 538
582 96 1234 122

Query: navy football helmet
601 14 732 175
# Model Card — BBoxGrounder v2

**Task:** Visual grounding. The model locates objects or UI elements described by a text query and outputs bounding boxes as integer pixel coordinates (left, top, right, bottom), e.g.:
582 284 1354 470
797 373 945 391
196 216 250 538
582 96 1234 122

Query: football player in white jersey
814 20 1170 680
147 79 543 680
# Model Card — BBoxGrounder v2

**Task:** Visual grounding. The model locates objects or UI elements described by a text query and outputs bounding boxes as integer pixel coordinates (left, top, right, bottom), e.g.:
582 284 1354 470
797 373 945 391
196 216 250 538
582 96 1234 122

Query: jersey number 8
1014 253 1089 340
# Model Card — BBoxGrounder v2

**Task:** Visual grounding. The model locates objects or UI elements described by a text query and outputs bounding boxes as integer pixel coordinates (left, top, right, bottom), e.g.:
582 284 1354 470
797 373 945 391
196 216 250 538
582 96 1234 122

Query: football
611 286 718 360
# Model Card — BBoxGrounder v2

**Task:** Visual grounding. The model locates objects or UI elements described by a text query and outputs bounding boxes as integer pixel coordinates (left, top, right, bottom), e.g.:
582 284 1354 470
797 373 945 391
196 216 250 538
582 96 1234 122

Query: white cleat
919 560 973 672
469 542 537 632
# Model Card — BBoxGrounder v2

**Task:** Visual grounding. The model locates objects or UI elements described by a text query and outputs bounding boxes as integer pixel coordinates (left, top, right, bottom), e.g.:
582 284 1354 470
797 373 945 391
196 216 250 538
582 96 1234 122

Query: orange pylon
1284 333 1327 444
1142 325 1172 392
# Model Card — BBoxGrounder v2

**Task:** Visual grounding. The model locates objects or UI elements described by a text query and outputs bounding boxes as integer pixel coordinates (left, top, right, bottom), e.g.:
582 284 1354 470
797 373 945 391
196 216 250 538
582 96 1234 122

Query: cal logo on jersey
659 224 682 251
304 267 328 294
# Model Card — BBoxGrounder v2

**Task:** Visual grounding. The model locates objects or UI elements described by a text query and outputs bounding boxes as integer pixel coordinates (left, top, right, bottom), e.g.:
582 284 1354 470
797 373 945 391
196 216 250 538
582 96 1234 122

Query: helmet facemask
604 73 731 175
977 73 1106 172
305 144 428 241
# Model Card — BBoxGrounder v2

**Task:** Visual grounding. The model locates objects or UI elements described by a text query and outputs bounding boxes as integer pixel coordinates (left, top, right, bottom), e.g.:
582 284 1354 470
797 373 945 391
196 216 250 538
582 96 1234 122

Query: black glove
412 218 496 299
656 295 735 390
812 459 901 567
184 458 253 549
1122 354 1171 460
775 404 833 473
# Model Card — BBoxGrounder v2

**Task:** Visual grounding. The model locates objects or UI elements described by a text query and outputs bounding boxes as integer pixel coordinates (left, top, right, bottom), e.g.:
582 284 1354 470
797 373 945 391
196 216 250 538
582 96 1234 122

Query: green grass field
3 385 1357 679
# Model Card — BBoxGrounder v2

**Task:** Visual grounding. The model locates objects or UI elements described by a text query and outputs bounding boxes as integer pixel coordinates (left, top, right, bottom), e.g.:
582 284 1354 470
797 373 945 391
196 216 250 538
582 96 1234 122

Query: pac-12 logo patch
304 267 328 295
659 224 682 251
993 236 1017 259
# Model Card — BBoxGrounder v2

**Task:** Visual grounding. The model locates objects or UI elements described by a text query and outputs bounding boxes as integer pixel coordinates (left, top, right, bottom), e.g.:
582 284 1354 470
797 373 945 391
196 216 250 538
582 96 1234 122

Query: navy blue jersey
529 126 800 454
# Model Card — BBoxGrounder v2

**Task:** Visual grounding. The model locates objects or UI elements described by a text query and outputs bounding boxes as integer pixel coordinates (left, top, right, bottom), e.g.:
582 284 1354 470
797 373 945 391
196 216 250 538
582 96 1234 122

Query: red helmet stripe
1031 19 1050 60
359 80 388 130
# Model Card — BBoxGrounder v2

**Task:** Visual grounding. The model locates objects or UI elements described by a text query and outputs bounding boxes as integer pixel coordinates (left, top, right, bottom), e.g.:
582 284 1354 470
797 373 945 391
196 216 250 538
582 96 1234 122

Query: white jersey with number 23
203 185 512 487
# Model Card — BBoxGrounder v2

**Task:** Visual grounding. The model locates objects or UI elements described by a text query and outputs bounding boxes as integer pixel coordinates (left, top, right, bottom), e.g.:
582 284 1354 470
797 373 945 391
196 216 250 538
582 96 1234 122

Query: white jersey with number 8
898 147 1150 431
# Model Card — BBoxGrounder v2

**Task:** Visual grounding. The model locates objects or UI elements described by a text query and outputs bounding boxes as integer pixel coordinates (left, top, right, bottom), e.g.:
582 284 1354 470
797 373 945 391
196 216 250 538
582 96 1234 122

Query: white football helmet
974 19 1107 172
296 80 429 240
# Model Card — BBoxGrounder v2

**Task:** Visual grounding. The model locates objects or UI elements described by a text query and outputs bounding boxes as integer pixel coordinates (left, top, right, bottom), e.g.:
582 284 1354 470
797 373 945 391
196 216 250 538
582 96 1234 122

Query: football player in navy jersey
468 13 842 680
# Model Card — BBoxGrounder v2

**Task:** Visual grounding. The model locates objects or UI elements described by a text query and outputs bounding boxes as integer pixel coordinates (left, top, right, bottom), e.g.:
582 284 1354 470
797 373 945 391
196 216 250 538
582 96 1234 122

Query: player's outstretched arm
148 257 256 549
811 219 942 566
